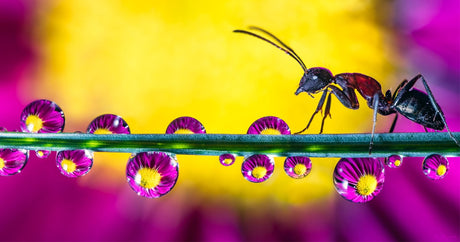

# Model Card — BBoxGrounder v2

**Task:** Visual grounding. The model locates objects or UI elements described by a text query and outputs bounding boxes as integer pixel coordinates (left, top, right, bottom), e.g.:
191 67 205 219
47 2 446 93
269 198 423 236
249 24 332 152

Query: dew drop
56 150 94 177
20 99 65 133
333 158 385 203
87 114 130 134
241 154 274 183
35 150 51 159
219 153 236 166
0 148 29 176
166 116 206 134
284 156 312 179
385 154 403 168
247 116 290 135
422 154 449 180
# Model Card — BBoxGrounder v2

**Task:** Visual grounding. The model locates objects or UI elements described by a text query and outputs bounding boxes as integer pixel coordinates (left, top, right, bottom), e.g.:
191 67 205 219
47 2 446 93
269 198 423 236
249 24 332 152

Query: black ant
234 26 460 153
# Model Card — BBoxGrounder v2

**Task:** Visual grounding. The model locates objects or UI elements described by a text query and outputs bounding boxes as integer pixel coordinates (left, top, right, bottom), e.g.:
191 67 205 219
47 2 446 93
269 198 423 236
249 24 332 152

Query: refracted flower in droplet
385 154 403 168
219 153 236 166
126 152 179 198
35 150 51 159
20 99 65 133
284 156 312 179
422 154 449 180
166 116 206 134
0 127 29 176
87 114 130 134
241 154 274 183
56 150 94 177
333 158 385 203
247 116 290 135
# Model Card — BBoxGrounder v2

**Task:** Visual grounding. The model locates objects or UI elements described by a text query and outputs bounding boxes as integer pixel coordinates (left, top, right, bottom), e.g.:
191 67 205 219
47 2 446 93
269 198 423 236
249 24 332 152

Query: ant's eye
312 75 318 80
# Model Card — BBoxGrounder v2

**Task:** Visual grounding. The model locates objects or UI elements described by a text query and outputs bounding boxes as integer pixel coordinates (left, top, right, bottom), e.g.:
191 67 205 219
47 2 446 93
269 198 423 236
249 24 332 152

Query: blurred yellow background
27 0 399 205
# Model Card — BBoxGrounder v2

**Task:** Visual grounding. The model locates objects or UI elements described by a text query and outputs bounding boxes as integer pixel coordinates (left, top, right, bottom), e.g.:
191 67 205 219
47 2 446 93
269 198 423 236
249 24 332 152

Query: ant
234 26 460 153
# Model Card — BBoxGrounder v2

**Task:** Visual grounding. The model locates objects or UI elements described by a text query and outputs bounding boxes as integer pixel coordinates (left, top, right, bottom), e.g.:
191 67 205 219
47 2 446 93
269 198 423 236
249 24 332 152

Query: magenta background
0 0 459 241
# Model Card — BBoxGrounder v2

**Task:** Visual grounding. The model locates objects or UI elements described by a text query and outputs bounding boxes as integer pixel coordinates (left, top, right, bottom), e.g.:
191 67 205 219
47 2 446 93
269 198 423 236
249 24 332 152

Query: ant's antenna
233 28 308 73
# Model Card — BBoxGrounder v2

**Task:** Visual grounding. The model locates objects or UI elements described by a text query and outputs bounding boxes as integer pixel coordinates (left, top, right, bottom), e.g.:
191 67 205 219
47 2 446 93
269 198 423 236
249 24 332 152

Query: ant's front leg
295 90 328 134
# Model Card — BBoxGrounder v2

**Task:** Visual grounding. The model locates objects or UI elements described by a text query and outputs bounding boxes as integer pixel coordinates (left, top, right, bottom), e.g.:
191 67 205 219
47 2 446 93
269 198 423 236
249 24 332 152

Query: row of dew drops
0 99 450 203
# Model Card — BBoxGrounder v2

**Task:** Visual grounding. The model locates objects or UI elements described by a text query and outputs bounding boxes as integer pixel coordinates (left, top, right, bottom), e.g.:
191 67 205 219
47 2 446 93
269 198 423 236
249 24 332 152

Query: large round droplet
247 116 290 135
87 114 130 134
0 148 28 176
385 154 403 168
166 116 206 134
284 156 312 179
20 99 65 133
422 154 449 180
241 154 274 183
219 153 236 166
333 158 385 203
56 150 94 177
126 152 179 198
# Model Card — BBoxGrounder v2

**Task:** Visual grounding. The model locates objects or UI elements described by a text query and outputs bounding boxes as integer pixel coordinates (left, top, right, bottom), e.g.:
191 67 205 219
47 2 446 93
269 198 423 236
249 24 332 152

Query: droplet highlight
422 154 449 180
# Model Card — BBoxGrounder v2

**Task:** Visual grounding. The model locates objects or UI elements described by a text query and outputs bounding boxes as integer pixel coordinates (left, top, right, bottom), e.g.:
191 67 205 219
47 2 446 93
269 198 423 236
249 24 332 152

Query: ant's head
295 67 334 95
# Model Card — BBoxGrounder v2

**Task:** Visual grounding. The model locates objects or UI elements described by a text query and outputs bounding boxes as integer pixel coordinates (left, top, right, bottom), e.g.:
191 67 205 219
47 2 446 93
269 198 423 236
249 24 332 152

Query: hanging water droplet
385 154 403 168
0 148 28 176
35 150 51 159
20 99 65 133
87 114 130 134
219 153 236 166
56 150 94 177
126 152 179 198
241 154 274 183
333 158 385 203
422 154 449 180
284 156 312 179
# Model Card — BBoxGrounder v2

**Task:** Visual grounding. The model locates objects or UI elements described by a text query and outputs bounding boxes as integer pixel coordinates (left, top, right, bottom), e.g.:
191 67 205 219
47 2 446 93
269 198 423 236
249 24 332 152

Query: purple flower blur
333 158 385 203
56 150 94 178
0 148 28 176
20 99 65 133
241 154 274 183
126 152 179 198
87 114 130 134
166 116 206 134
219 153 236 166
422 154 449 180
284 156 312 179
247 116 290 135
385 154 403 168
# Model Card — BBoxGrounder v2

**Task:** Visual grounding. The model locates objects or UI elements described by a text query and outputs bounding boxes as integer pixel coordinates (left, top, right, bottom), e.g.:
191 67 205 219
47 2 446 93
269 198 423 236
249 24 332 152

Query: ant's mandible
234 26 460 153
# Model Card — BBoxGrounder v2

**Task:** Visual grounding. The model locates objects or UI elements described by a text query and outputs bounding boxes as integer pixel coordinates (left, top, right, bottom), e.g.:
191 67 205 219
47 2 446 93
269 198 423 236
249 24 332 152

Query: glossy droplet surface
166 116 206 134
422 154 449 180
385 154 403 168
35 150 51 159
20 99 65 133
241 154 274 183
0 148 28 176
87 114 130 134
56 150 94 177
284 156 312 179
333 158 385 203
126 152 179 198
219 153 236 166
247 116 290 135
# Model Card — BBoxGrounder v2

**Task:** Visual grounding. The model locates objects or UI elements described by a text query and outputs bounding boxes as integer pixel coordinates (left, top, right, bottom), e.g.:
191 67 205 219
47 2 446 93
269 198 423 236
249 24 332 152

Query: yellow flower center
294 163 307 176
136 167 162 189
25 115 43 133
394 159 401 167
252 166 267 179
260 128 281 135
0 157 5 170
61 159 77 173
356 174 378 196
436 165 447 177
223 158 233 165
174 129 195 134
93 128 113 134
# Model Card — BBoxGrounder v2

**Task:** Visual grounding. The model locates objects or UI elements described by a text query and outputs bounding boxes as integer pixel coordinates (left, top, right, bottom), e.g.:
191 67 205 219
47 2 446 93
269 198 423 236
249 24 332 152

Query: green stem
0 132 459 158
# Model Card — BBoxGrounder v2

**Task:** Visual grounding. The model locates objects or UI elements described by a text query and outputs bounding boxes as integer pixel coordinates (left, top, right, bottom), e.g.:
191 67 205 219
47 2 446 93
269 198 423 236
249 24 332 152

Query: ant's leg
320 92 333 134
415 75 460 147
328 85 359 109
389 113 398 133
295 90 328 134
369 93 380 154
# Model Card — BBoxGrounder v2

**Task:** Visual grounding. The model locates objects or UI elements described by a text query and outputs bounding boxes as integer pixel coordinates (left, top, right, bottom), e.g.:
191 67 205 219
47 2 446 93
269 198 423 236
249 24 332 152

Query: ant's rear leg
389 113 398 133
294 90 328 134
369 93 380 154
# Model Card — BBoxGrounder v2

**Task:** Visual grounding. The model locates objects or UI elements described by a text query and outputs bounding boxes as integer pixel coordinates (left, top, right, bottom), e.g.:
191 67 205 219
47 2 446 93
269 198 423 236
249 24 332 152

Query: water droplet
126 152 179 198
422 154 449 180
166 116 206 134
56 150 94 177
35 150 51 159
333 158 385 203
284 156 312 179
87 114 130 134
385 154 403 168
20 99 65 133
247 116 290 135
0 148 28 176
241 154 274 183
219 153 236 166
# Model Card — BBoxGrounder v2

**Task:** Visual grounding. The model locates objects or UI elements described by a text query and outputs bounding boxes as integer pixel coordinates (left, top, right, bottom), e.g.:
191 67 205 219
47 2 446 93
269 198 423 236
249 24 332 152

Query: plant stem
0 132 458 158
